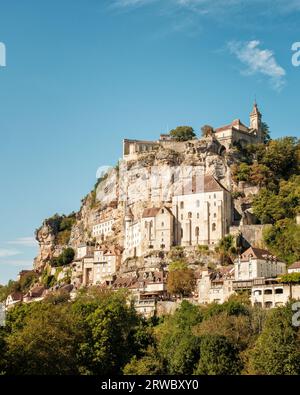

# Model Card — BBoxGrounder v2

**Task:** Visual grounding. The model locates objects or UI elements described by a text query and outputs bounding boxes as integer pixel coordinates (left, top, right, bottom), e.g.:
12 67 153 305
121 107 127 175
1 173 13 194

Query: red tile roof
289 261 300 269
241 247 275 260
142 208 160 218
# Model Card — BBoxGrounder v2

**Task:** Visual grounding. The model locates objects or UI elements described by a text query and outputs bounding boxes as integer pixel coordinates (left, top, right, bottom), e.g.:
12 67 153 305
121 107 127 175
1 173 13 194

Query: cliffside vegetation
1 292 299 375
50 247 75 268
36 212 76 246
231 135 300 265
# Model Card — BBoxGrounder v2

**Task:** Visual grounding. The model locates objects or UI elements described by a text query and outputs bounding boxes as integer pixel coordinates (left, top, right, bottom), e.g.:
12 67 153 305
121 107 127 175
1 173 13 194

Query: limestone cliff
33 136 260 273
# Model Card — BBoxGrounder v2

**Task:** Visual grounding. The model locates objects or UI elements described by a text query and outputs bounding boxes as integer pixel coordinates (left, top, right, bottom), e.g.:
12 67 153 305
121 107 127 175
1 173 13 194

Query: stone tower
250 101 263 142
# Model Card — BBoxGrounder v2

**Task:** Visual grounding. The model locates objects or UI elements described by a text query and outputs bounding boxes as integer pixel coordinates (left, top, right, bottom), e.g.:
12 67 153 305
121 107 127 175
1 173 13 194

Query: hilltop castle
123 102 263 161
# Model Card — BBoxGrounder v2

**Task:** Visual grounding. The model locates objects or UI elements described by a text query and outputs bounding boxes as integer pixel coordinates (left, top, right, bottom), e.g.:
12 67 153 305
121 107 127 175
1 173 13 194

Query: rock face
33 137 261 274
34 223 64 270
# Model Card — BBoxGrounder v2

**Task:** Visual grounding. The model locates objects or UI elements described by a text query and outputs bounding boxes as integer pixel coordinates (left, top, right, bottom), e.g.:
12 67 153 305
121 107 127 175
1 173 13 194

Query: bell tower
250 101 263 142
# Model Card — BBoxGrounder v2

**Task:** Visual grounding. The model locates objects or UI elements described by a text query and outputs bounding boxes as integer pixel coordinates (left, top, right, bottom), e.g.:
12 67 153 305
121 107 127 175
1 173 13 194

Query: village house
198 266 235 305
234 247 286 284
92 219 114 240
5 292 23 309
288 261 300 274
72 244 122 287
250 281 300 308
23 285 45 303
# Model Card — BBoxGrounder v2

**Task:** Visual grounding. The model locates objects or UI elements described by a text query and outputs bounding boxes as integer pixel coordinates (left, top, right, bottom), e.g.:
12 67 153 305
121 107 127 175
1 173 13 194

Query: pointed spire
250 100 261 117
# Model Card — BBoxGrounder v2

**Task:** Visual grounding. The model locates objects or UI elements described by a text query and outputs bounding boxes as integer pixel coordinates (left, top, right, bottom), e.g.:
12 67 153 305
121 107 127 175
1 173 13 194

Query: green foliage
263 219 300 264
72 289 140 375
261 137 299 181
232 162 251 182
0 292 299 376
123 347 163 375
247 305 300 374
5 303 79 375
42 274 56 289
203 300 250 320
169 126 196 142
232 136 299 190
196 335 242 375
168 260 187 271
167 264 195 297
156 301 202 374
253 176 300 224
36 212 76 246
50 248 75 268
168 246 185 261
19 272 39 293
261 122 271 144
1 289 148 376
197 245 209 253
280 273 300 284
215 235 237 264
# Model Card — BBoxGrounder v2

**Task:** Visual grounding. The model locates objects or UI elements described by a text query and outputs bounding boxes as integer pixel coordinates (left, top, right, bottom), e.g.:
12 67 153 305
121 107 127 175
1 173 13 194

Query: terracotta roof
289 262 300 270
215 123 232 133
204 175 227 193
112 276 137 289
241 247 275 260
29 285 45 298
215 119 249 133
8 292 23 301
142 208 161 218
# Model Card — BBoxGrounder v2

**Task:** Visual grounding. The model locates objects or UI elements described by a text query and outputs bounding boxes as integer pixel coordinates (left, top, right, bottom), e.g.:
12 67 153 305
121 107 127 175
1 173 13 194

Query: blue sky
0 0 299 284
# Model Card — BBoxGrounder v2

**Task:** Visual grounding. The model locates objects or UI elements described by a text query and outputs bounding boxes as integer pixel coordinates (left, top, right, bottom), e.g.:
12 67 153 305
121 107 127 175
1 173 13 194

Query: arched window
161 222 165 227
197 213 200 219
180 202 184 209
181 228 183 238
188 212 192 219
195 227 199 237
212 223 216 232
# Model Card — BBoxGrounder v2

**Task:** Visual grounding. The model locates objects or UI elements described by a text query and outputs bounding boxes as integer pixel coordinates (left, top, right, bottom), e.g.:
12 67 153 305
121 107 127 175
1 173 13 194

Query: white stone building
124 206 142 259
141 207 174 252
234 247 286 282
92 219 114 239
172 175 232 247
214 102 263 149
